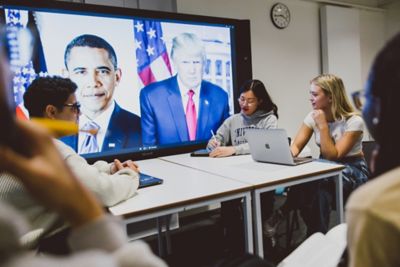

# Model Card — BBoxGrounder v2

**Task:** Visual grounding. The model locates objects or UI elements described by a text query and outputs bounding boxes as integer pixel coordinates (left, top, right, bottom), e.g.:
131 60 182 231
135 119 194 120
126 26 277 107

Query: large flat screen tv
0 0 252 162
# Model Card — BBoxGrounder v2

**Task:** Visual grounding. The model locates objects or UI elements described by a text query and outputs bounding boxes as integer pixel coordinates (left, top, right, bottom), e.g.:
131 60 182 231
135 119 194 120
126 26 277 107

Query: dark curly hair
24 76 77 117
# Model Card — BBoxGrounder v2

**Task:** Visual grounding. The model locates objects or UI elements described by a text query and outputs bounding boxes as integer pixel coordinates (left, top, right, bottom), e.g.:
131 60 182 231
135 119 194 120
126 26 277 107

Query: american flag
5 9 47 119
134 20 172 87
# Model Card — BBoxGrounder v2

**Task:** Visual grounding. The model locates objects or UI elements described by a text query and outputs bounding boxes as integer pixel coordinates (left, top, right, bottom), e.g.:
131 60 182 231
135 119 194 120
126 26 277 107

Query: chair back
362 140 377 171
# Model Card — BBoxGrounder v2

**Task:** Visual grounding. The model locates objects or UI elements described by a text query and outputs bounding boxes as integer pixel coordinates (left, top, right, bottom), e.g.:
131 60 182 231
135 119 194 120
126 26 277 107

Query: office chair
362 140 377 174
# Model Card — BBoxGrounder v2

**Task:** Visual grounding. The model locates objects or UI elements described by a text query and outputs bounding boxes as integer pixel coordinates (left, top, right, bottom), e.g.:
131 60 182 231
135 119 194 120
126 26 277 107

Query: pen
211 129 217 141
31 118 95 137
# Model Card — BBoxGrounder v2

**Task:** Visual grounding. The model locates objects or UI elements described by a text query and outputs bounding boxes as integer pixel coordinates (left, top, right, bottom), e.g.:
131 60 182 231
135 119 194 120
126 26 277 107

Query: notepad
190 149 210 157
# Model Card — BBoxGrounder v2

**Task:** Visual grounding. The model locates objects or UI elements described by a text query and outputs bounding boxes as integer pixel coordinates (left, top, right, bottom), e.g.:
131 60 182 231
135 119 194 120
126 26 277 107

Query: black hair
366 32 400 177
24 76 77 117
64 34 117 70
239 79 278 118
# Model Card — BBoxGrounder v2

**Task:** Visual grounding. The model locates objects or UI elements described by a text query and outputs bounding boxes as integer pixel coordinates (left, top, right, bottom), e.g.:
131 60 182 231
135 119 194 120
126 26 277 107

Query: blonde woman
288 74 370 236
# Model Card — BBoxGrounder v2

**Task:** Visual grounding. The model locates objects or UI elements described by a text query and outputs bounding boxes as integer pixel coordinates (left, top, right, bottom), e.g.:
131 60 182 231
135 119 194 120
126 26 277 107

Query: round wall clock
270 3 291 29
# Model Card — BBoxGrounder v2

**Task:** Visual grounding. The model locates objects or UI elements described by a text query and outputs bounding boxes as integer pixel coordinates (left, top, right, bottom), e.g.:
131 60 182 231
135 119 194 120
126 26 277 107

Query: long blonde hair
311 74 358 121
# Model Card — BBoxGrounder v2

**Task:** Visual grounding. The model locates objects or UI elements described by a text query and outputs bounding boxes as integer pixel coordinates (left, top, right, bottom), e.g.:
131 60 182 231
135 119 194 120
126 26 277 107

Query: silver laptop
246 128 313 166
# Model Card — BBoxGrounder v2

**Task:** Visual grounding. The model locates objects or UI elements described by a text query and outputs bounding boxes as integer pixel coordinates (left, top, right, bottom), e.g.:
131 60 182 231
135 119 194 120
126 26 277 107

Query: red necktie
186 89 197 141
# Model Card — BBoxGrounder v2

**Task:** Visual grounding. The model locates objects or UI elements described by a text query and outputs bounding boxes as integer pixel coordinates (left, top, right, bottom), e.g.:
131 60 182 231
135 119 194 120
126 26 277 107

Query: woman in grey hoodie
207 79 280 255
208 79 278 157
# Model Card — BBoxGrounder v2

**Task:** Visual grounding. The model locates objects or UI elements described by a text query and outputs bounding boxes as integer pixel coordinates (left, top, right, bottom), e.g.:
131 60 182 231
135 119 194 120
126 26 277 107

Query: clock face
271 3 290 29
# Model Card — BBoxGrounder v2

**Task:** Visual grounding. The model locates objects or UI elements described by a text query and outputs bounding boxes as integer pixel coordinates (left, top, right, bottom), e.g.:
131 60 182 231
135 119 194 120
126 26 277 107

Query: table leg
156 217 164 256
252 190 264 257
242 191 254 254
335 172 344 223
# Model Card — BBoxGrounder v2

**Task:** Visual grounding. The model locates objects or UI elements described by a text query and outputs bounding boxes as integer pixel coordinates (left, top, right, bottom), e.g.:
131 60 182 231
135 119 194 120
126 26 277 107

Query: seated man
1 76 139 252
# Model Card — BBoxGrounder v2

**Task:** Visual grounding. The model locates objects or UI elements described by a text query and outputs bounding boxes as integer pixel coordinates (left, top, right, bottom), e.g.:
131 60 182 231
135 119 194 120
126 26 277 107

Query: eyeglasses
63 102 81 113
238 97 257 106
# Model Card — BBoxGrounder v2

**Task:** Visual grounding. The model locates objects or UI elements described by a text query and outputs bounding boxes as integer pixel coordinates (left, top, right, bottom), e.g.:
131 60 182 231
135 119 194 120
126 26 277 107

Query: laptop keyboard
293 157 312 164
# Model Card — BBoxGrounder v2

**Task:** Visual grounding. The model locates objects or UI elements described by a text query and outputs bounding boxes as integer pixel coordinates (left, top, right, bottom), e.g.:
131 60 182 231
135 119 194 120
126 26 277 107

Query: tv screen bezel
1 0 252 163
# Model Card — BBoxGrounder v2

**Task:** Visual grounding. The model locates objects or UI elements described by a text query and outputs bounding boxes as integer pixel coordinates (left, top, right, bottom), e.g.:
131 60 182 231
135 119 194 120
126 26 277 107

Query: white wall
360 9 386 84
321 5 362 100
385 1 400 41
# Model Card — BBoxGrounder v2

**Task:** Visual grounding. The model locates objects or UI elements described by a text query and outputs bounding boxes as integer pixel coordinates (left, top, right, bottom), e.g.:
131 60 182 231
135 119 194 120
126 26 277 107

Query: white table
109 158 255 254
160 154 344 257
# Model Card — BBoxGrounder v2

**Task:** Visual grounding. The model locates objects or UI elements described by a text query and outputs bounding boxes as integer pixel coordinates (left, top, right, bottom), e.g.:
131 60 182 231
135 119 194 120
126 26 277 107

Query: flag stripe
138 66 156 85
161 52 172 74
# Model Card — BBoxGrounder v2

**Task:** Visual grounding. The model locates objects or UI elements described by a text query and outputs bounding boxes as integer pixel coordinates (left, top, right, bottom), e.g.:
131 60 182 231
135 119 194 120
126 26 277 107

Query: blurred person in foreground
346 32 400 267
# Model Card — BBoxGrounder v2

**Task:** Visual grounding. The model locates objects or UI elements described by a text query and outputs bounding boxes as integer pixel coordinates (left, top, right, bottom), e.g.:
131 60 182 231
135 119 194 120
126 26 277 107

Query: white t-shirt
304 112 364 157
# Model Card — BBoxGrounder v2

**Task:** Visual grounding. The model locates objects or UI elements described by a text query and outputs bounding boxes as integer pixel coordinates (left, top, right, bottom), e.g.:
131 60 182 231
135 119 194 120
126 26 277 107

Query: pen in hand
208 130 220 151
211 130 217 141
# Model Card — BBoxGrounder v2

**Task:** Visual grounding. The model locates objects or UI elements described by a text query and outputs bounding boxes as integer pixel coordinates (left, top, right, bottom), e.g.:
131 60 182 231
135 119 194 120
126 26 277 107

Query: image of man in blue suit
140 32 229 146
61 34 141 154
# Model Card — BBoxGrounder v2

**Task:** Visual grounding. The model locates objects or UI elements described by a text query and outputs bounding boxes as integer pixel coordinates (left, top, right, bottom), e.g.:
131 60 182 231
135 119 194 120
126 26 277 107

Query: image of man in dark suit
140 32 229 146
61 34 141 154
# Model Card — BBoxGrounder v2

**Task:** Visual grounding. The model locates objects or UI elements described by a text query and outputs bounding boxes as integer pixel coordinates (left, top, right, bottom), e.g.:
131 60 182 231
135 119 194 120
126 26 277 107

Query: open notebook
246 128 313 166
278 223 347 267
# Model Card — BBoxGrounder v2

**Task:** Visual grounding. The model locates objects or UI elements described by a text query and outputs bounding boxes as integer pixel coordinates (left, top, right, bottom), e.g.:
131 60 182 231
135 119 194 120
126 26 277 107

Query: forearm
290 144 301 157
234 143 250 155
215 120 231 146
93 170 139 207
68 159 139 207
319 126 339 160
291 123 313 157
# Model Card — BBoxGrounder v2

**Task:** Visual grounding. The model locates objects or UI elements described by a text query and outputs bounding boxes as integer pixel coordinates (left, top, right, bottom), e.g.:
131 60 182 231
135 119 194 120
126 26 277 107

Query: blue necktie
79 121 100 154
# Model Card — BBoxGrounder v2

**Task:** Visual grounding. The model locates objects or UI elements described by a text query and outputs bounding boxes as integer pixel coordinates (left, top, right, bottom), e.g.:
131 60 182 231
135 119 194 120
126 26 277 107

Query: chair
285 206 301 249
362 140 377 174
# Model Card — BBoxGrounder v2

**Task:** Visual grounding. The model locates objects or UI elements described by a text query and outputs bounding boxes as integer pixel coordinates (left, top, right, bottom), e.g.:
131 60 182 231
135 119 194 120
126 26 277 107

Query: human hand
0 119 103 228
209 146 236 158
111 159 140 174
312 109 328 130
207 139 221 151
